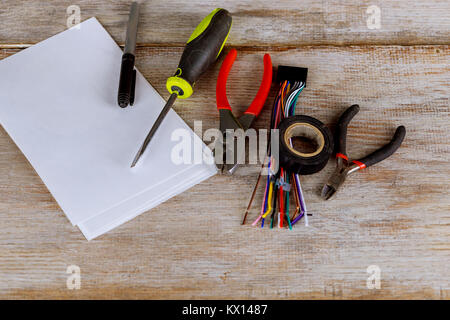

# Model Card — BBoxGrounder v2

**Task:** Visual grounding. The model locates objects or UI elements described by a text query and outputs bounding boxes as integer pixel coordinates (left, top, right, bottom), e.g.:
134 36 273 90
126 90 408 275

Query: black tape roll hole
278 115 334 175
283 123 325 157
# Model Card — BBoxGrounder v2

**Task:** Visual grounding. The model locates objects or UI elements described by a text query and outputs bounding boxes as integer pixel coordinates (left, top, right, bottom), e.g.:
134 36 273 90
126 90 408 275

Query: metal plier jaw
216 48 273 174
322 104 406 200
322 154 362 200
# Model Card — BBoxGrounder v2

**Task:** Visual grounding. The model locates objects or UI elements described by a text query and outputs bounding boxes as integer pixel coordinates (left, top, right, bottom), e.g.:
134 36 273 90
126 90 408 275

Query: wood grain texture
0 44 448 299
0 0 449 47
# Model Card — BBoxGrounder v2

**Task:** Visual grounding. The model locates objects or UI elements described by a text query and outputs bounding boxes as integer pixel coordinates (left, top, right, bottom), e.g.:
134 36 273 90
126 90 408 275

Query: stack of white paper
0 18 217 240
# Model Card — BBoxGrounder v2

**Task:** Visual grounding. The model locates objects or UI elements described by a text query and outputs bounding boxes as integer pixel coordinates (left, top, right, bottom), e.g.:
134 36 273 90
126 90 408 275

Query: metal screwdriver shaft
129 8 232 168
131 92 178 167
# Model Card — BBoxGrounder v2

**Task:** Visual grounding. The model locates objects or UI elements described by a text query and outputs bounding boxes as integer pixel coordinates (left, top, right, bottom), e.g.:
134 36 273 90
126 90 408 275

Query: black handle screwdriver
131 8 232 167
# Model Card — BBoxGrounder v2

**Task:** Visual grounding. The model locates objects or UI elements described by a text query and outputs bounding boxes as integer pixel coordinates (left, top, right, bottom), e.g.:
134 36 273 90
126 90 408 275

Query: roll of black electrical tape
278 115 334 175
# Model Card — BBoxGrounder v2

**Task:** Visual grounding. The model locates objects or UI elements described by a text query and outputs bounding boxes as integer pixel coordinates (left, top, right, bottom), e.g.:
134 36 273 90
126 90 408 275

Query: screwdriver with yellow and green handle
131 8 232 167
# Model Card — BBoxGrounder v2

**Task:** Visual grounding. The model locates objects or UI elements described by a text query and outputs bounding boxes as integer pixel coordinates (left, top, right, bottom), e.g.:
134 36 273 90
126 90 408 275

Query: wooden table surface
0 0 449 299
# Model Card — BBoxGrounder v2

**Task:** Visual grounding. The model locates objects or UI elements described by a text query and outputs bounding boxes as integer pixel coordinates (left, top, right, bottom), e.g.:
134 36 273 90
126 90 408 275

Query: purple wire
295 174 307 214
291 174 308 226
291 212 304 225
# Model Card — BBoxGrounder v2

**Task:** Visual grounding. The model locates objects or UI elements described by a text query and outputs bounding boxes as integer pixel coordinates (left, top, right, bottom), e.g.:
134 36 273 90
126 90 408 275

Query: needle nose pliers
321 104 406 200
216 48 273 174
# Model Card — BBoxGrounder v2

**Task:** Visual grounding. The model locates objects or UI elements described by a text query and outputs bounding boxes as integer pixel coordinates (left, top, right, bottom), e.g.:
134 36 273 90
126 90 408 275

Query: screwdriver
131 8 232 167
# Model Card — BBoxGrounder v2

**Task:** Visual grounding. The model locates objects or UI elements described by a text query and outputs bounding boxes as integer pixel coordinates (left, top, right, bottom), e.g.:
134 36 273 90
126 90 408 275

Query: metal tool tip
130 154 140 168
321 185 336 200
222 163 239 175
241 213 248 225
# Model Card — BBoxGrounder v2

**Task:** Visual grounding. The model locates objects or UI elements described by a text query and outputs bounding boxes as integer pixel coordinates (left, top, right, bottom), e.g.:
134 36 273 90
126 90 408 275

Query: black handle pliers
321 104 406 200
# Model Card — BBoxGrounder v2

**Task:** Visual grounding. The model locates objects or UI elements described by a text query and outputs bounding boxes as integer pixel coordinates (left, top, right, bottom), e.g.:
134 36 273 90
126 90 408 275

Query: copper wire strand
274 82 287 128
241 166 263 225
280 82 289 116
291 173 301 220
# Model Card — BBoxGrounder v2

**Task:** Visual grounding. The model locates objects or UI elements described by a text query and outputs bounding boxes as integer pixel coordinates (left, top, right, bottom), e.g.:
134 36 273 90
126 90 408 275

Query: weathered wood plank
0 45 449 299
0 0 449 47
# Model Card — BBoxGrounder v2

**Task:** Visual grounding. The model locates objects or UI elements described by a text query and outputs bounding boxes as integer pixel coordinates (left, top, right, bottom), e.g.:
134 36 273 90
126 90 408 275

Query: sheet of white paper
0 18 217 239
78 165 216 240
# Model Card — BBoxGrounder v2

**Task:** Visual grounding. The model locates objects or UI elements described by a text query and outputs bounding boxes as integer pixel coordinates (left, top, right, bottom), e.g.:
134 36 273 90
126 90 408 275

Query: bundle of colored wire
252 80 309 228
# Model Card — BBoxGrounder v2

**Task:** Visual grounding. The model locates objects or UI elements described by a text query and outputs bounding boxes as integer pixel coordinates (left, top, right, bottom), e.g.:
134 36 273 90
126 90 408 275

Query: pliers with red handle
321 104 406 199
216 48 273 174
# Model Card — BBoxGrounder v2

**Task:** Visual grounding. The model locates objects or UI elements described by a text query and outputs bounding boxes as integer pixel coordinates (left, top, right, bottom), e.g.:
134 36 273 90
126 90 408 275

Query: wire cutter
216 48 273 174
321 104 406 200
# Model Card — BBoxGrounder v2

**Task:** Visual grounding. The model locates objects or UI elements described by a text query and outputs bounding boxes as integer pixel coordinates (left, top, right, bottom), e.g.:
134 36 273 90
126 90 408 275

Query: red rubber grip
352 160 366 169
216 49 237 111
244 53 273 116
336 153 348 161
